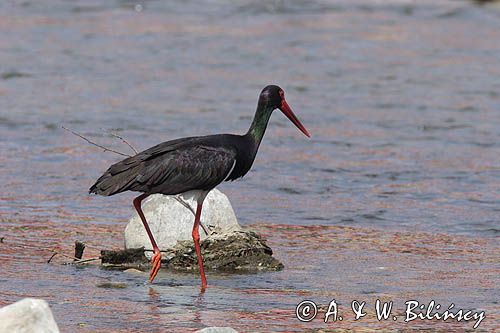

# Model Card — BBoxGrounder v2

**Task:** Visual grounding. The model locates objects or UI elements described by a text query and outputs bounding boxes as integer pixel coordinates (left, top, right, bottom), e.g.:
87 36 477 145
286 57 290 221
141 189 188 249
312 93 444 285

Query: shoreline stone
0 298 60 333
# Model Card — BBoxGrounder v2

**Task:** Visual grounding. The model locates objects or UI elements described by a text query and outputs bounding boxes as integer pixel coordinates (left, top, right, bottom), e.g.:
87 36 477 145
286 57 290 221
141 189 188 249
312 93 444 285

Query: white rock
0 298 60 333
195 328 238 333
125 189 241 258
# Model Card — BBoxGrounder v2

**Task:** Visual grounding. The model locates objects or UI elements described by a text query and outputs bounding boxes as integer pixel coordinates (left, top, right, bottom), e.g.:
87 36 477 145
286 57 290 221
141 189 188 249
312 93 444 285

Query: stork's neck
225 103 274 181
246 104 274 147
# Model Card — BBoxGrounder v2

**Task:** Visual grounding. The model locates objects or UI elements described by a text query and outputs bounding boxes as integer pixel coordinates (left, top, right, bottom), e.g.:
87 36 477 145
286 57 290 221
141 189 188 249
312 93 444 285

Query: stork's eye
279 90 284 99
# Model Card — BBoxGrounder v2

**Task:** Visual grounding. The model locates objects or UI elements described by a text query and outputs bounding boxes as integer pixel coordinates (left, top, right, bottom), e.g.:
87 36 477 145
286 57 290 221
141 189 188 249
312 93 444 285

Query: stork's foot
149 249 162 283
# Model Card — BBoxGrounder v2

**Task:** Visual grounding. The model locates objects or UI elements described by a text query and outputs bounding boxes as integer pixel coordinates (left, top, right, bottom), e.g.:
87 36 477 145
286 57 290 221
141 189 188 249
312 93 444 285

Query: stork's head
258 85 310 138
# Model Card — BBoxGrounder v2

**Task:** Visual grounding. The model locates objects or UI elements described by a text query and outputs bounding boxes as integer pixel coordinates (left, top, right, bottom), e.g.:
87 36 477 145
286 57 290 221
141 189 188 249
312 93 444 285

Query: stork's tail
89 166 139 196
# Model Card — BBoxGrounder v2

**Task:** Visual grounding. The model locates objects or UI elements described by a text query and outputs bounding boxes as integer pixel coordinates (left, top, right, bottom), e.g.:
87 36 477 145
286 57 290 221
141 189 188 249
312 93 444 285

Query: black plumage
89 134 255 197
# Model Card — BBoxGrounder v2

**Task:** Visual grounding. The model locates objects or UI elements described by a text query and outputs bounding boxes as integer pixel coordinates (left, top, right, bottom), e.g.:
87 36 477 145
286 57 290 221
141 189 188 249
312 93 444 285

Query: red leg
133 194 161 283
192 202 207 289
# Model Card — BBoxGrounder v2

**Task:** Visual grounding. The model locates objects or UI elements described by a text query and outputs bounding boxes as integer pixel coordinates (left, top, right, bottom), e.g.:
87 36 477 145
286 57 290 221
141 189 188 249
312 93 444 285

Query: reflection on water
1 0 499 331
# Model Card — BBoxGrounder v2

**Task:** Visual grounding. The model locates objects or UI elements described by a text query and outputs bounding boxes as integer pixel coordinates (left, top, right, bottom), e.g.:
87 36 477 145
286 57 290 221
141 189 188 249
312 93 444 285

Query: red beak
279 99 311 138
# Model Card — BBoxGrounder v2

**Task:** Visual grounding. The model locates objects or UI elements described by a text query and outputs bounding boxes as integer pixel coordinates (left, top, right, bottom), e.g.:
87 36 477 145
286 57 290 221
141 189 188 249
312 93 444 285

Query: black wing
89 138 237 196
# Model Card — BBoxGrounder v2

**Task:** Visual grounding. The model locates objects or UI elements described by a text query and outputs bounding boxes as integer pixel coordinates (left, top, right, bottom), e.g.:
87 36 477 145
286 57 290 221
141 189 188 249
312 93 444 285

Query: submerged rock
123 268 144 275
196 327 238 333
125 189 241 258
0 298 60 333
104 190 283 272
96 282 127 289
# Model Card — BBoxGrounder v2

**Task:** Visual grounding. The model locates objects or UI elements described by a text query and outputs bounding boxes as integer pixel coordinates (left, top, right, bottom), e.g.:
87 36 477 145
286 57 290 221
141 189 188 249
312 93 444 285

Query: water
0 0 499 331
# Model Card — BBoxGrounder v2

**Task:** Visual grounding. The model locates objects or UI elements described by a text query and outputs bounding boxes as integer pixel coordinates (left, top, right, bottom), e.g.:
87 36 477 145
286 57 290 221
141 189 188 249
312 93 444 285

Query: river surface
0 0 499 332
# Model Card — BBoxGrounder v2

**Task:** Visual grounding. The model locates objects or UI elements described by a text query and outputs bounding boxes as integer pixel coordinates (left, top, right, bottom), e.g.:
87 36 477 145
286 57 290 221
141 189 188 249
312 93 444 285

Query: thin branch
62 126 131 157
6 239 98 265
173 196 211 236
47 250 83 262
105 129 139 154
47 252 58 263
70 257 101 265
174 196 196 215
47 250 100 265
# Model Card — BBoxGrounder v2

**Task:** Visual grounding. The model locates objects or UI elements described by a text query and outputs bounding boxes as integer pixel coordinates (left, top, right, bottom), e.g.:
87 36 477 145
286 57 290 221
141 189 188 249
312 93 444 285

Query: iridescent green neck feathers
247 105 274 144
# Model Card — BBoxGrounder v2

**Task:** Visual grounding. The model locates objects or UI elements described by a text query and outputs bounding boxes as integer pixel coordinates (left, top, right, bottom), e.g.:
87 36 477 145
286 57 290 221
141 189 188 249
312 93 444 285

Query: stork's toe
149 250 162 283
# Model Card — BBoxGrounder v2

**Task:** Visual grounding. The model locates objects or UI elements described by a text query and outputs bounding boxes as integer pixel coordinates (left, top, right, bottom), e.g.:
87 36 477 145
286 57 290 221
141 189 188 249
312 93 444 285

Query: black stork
89 85 310 289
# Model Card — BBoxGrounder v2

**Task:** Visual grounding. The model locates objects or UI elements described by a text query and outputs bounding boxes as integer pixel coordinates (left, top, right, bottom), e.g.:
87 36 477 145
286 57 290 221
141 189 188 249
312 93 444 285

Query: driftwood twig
47 248 99 265
47 252 58 263
105 129 139 154
62 126 131 157
69 257 101 265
